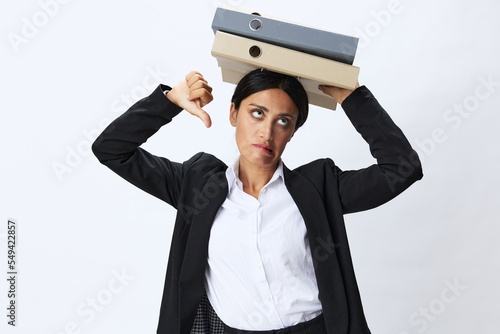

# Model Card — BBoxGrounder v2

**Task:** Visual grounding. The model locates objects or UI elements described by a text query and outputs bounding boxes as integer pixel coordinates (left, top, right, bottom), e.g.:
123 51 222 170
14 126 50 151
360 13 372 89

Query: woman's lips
253 144 273 155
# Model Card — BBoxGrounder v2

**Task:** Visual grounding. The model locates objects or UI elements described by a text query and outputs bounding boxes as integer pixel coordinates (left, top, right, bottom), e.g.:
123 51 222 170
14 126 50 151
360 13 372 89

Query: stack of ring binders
211 6 361 110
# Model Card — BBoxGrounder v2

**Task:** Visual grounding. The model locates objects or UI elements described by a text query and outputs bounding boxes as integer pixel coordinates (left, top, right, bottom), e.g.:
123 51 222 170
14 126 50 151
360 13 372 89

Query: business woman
92 69 423 334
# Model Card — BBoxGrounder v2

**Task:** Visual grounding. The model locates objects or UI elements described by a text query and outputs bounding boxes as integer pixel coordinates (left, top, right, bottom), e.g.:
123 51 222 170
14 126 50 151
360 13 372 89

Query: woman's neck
238 160 278 199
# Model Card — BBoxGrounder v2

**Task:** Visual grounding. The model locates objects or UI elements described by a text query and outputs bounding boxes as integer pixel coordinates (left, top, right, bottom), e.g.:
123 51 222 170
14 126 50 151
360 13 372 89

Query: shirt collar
226 156 285 193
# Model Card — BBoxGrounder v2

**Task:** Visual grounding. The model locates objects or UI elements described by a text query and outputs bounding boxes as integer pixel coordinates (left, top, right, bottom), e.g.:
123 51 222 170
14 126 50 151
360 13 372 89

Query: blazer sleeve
91 84 190 208
335 86 423 214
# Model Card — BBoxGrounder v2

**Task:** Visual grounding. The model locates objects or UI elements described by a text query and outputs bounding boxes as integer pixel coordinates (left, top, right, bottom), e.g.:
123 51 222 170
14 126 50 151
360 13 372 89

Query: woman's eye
277 118 289 127
251 110 264 118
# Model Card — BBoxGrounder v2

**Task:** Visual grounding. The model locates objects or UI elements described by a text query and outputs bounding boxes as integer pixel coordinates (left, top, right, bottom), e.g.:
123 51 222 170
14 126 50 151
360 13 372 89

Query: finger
188 88 214 108
187 79 213 100
319 85 356 105
185 71 203 85
186 71 213 108
186 72 209 89
187 78 214 108
319 82 359 93
188 80 213 96
318 85 337 94
186 80 212 109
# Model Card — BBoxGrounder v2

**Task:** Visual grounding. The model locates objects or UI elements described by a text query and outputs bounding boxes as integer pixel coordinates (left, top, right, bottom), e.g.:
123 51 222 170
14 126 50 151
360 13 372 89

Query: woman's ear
229 102 238 127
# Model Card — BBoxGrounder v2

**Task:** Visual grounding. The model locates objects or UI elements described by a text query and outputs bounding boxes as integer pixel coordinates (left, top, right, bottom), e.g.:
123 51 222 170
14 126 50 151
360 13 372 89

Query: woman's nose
259 121 273 140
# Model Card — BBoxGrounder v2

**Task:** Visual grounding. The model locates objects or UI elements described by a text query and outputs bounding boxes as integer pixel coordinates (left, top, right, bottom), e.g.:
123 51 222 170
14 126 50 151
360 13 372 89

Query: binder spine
212 7 359 65
211 31 359 90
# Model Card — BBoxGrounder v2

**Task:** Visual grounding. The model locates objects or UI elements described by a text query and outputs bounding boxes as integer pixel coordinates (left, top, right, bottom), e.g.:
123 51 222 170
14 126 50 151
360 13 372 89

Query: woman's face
230 88 298 172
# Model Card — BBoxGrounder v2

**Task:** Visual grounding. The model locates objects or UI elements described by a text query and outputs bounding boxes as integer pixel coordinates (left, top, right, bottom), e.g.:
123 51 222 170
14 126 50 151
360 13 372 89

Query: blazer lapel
179 171 228 330
284 166 349 333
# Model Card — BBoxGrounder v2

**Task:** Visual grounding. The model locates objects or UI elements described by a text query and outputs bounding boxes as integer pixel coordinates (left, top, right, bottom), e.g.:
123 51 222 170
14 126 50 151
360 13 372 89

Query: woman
92 69 423 334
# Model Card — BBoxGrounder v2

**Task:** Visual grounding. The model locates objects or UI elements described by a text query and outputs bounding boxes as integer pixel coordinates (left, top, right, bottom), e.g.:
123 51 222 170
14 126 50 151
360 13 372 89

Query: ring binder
212 6 359 65
211 31 360 110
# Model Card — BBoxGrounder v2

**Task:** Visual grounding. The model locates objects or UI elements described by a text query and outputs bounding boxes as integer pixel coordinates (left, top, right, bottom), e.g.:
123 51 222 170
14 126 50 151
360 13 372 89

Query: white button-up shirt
205 158 322 330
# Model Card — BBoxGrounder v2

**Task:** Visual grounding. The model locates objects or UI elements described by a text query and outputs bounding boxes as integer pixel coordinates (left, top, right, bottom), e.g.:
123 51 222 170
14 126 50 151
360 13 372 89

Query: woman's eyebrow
249 103 296 119
249 103 269 112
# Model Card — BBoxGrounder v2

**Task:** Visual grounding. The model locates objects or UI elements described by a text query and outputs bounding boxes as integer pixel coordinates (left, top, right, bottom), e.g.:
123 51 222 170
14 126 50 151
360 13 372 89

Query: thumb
192 106 212 128
184 96 212 128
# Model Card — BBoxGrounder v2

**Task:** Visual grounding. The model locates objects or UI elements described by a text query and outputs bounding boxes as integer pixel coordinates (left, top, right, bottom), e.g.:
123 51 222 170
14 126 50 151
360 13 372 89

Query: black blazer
92 84 423 334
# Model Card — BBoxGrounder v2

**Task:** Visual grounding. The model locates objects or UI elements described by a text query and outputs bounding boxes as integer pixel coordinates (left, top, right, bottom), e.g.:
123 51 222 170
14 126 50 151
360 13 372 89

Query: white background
1 0 499 333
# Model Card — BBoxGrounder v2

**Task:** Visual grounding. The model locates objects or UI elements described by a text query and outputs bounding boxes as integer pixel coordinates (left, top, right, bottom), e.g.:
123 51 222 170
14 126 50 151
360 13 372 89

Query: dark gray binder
212 6 359 65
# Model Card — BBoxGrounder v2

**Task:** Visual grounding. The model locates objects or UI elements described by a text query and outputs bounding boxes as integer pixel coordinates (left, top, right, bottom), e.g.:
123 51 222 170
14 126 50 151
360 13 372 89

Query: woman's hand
166 71 214 127
319 82 360 105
